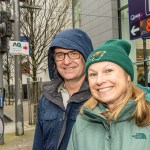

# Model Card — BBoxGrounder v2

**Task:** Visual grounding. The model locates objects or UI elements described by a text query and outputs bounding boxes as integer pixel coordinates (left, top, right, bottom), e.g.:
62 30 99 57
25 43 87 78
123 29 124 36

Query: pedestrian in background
67 39 150 150
32 28 93 150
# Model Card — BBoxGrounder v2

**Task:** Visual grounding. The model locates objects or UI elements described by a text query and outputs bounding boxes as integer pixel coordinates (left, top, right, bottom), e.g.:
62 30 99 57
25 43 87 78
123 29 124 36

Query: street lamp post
13 0 24 136
0 53 4 145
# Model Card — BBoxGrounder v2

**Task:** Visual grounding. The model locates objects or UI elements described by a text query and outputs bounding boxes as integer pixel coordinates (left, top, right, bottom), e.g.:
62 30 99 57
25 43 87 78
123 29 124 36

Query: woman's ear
127 73 131 82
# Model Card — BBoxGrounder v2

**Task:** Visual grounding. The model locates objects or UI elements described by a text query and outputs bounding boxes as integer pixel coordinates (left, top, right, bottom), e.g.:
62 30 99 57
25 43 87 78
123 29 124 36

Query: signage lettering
130 13 143 21
13 42 22 48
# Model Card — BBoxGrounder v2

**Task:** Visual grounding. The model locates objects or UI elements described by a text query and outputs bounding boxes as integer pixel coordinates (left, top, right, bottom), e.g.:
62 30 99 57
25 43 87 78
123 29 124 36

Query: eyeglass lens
55 51 80 60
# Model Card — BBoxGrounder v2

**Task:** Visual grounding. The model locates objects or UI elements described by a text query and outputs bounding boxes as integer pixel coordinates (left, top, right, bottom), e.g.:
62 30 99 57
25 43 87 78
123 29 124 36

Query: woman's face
88 61 130 111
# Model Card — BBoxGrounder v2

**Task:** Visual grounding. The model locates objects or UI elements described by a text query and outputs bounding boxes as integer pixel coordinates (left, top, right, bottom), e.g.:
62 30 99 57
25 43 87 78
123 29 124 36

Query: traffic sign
9 41 29 55
128 0 150 40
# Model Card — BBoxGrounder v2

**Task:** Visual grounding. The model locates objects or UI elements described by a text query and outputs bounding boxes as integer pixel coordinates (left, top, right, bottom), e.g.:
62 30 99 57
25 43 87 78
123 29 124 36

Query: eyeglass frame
53 50 81 61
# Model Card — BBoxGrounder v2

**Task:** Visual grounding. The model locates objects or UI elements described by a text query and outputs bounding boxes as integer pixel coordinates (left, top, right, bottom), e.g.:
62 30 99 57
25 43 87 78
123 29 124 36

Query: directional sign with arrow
130 21 141 39
128 0 150 40
131 26 140 36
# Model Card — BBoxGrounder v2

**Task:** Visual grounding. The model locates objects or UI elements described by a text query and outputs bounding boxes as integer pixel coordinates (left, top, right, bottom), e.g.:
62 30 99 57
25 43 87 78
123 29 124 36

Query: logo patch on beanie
90 51 106 60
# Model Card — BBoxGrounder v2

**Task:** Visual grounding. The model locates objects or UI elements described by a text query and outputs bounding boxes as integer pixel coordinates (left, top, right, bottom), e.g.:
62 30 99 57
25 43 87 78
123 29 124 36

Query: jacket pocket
43 111 58 121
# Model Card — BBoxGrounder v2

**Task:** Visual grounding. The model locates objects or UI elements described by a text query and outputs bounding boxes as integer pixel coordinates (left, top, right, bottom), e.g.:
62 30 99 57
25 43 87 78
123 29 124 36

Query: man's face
54 48 86 81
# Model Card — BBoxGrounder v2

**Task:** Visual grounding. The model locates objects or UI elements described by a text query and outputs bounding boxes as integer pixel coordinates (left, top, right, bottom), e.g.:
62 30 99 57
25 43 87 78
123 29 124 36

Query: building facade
72 0 150 85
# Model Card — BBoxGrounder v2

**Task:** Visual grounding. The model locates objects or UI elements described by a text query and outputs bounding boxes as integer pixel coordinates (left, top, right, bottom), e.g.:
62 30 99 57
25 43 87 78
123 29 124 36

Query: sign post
0 54 4 144
13 0 24 136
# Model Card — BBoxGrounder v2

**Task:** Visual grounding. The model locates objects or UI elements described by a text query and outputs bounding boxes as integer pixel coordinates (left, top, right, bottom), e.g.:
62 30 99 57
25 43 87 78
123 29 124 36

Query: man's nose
63 54 72 64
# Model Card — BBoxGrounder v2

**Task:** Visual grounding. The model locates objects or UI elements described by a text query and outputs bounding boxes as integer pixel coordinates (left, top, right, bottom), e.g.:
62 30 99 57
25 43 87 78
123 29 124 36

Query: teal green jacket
67 100 150 150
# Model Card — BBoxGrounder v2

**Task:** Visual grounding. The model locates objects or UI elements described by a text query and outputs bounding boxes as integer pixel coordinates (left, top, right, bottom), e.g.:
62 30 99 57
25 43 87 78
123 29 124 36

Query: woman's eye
89 73 97 77
105 69 113 73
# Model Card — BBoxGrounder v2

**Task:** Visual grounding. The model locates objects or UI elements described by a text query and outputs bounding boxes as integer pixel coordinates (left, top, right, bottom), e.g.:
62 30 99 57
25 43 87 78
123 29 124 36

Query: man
33 29 93 150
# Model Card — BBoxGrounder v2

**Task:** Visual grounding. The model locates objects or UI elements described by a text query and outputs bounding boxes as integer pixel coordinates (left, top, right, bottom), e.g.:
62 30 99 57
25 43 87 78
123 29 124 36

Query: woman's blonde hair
82 83 150 127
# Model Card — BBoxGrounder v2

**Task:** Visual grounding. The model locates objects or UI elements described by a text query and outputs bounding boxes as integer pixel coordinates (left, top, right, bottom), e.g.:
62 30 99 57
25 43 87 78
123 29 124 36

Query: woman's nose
96 74 107 85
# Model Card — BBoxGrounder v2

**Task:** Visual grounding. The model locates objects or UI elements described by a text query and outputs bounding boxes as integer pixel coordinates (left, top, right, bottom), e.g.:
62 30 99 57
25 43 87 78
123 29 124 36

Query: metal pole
27 78 32 125
0 52 4 144
13 0 24 135
143 38 148 86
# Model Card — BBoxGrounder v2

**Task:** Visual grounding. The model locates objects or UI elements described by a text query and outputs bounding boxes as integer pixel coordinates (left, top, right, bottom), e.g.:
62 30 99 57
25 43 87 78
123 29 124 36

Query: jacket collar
82 99 137 123
42 77 90 108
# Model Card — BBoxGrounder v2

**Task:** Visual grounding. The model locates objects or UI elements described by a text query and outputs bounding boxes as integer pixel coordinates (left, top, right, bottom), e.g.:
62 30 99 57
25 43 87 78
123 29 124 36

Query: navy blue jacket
33 29 93 150
33 78 91 150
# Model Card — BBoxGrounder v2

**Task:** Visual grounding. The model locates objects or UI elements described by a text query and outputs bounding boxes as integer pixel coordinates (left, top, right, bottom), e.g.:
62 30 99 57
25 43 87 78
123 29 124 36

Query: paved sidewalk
0 129 35 150
0 100 35 150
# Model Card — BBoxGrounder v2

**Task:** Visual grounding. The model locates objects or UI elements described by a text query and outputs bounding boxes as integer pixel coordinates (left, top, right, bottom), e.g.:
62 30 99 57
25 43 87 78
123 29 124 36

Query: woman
67 39 150 150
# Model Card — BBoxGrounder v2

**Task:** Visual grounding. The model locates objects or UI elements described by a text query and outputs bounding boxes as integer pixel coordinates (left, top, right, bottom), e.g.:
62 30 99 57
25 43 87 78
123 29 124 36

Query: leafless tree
20 0 72 80
19 0 72 122
1 0 72 122
3 50 14 105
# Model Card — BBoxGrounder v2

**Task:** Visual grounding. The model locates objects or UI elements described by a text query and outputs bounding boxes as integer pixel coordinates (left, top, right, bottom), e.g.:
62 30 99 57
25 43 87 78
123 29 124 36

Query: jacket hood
48 28 93 80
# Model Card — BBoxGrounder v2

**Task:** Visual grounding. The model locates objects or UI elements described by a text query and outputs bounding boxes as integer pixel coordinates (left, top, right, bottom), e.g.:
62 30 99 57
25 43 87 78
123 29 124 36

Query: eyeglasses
54 51 80 61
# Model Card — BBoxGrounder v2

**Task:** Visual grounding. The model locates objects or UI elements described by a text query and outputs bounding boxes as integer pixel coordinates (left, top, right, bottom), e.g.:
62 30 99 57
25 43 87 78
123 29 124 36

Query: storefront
118 0 150 86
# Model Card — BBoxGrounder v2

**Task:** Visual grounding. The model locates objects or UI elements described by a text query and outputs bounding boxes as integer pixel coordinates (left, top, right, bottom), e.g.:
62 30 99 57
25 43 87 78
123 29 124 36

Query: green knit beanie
85 39 134 81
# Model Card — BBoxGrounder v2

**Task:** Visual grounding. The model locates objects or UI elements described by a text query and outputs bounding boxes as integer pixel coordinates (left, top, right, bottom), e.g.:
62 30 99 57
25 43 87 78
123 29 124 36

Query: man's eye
70 52 78 56
56 53 63 57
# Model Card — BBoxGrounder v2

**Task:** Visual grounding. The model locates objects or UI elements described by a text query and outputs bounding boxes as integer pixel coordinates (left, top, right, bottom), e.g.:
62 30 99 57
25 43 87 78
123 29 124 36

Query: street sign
9 41 29 55
20 36 31 52
128 0 150 40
